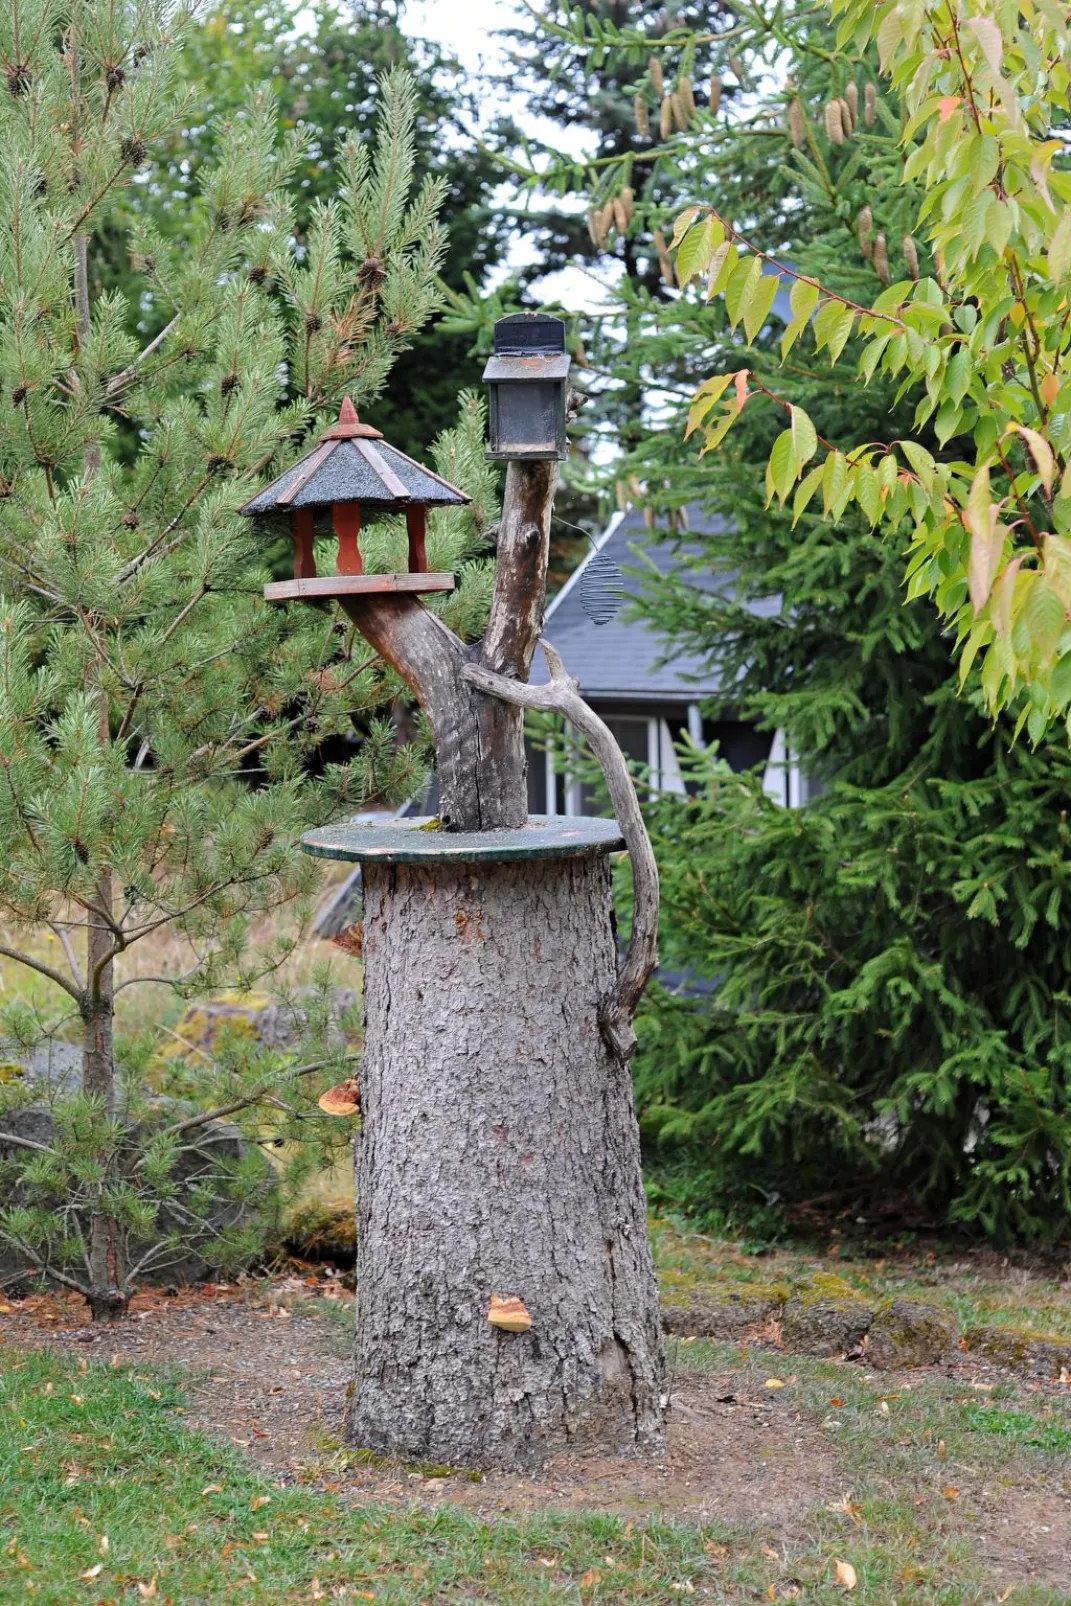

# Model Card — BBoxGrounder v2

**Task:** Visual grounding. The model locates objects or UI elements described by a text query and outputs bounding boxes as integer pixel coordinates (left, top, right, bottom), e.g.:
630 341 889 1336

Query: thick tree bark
348 852 665 1469
338 459 557 831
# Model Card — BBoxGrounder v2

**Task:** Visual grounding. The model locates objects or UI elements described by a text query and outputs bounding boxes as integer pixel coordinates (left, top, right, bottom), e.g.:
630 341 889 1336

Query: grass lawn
1 1329 1069 1604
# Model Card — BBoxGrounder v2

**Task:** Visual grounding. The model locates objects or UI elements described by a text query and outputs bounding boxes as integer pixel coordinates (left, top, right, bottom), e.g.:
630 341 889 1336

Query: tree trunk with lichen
347 853 665 1469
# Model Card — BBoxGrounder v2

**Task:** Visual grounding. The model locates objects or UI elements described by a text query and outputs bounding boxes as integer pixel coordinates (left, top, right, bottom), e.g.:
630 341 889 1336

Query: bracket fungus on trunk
240 396 470 603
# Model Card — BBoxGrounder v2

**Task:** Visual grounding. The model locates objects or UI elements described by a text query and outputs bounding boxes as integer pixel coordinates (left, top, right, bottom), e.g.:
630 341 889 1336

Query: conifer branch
0 945 84 1002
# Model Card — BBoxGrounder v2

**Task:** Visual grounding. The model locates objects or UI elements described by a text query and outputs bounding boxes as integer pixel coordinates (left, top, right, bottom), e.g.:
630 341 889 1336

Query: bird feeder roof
239 398 471 516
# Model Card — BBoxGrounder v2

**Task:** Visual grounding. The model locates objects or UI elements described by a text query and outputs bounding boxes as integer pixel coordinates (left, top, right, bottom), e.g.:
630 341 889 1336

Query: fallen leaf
704 1541 728 1559
80 1564 104 1580
878 1400 890 1415
834 1560 858 1590
201 1484 224 1496
826 1494 863 1521
252 1531 269 1542
828 1398 843 1407
136 1581 158 1599
69 1395 83 1406
579 1568 602 1587
943 1487 959 1500
937 1440 947 1459
250 1495 271 1510
488 1295 532 1333
762 1545 780 1560
764 1378 785 1390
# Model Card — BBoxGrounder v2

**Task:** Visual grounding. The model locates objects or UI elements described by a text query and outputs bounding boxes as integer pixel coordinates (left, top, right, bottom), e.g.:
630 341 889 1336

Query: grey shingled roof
531 507 779 703
240 437 469 515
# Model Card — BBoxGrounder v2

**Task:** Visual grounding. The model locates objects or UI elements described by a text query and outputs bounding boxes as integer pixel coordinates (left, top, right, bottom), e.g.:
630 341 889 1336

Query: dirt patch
0 1280 832 1532
3 1278 1071 1592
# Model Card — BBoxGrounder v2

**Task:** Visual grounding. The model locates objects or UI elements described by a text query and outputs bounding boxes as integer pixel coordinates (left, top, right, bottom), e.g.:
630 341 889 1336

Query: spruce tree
0 3 491 1314
499 2 1071 1240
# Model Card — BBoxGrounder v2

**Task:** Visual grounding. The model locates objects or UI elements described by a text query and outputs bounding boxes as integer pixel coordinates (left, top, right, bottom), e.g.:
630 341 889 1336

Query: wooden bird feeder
240 397 470 604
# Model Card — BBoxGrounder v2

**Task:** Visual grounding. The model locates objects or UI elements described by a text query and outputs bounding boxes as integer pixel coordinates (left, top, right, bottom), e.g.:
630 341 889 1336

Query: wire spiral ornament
579 551 626 626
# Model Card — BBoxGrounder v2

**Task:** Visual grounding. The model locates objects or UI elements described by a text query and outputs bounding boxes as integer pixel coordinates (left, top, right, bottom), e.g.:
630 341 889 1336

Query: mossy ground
649 1217 1071 1354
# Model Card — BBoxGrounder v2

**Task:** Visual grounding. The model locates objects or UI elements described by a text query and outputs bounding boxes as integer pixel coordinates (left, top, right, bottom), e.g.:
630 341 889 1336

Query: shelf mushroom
240 397 471 603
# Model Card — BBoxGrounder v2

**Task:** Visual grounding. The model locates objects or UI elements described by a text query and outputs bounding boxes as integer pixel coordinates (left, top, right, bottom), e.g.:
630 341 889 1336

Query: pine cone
873 232 890 286
902 234 919 279
358 256 387 286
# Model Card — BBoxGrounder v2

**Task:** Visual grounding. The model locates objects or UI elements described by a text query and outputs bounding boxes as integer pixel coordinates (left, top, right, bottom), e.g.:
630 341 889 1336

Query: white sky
404 0 522 76
404 0 609 308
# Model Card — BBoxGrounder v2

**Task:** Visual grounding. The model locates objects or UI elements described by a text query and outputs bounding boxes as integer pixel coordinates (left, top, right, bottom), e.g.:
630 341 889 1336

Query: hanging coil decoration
580 551 626 626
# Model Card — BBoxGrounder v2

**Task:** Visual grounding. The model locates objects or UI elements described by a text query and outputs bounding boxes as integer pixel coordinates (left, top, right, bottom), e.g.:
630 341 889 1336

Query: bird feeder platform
264 572 455 602
300 813 624 865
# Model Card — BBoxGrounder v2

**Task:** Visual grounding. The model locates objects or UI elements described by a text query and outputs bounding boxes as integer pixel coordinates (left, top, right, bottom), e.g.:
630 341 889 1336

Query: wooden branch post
282 322 665 1469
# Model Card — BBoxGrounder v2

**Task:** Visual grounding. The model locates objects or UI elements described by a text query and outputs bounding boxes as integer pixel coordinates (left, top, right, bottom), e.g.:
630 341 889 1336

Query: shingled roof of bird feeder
240 398 471 516
243 398 469 604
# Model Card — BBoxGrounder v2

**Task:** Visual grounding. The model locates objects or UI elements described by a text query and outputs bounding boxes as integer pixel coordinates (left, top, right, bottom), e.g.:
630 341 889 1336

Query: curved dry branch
461 639 659 1060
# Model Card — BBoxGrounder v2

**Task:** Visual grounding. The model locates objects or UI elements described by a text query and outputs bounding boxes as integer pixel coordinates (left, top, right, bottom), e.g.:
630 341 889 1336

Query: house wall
525 704 795 817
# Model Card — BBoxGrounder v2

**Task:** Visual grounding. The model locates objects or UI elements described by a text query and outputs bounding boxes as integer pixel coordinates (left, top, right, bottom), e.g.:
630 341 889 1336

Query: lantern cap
492 311 566 354
239 397 470 517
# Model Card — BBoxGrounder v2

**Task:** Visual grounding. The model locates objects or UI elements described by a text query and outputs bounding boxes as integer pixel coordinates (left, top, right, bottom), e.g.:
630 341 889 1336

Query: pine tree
154 0 511 458
500 2 1071 1240
0 4 491 1315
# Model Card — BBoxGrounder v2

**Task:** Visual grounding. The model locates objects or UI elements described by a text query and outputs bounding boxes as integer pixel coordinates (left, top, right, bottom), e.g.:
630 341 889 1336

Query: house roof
240 398 470 517
531 505 776 704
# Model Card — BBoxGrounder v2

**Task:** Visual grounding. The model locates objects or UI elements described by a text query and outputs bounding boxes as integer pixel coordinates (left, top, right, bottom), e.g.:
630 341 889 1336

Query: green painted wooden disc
300 813 625 864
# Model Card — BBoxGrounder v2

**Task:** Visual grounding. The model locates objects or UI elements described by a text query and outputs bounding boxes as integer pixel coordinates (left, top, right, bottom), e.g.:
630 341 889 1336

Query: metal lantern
240 397 470 604
482 313 571 462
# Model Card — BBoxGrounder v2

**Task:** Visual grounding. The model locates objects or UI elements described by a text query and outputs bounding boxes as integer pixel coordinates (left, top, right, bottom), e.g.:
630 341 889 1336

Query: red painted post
333 501 363 575
292 508 317 578
406 504 428 574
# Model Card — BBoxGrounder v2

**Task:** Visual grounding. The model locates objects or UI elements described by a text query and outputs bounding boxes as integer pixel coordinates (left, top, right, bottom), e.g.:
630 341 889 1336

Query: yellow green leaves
790 405 818 466
965 466 1005 615
781 279 820 357
1049 212 1071 281
675 213 721 287
813 300 856 362
672 0 1071 733
685 370 749 455
1010 425 1055 496
765 405 820 505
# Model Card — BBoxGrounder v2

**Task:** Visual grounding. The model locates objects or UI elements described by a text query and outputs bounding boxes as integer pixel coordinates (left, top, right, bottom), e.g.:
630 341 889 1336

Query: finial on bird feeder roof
239 396 471 604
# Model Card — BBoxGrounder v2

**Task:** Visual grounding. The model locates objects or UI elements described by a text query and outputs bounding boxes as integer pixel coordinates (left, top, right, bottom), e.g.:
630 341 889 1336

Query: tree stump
302 816 666 1469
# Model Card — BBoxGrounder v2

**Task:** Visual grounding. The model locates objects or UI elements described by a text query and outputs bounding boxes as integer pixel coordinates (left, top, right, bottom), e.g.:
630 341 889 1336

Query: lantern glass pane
496 381 560 454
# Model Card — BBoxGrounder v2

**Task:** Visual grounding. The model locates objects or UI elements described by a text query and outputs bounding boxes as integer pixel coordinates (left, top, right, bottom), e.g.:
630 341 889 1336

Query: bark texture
349 853 665 1469
338 459 557 831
